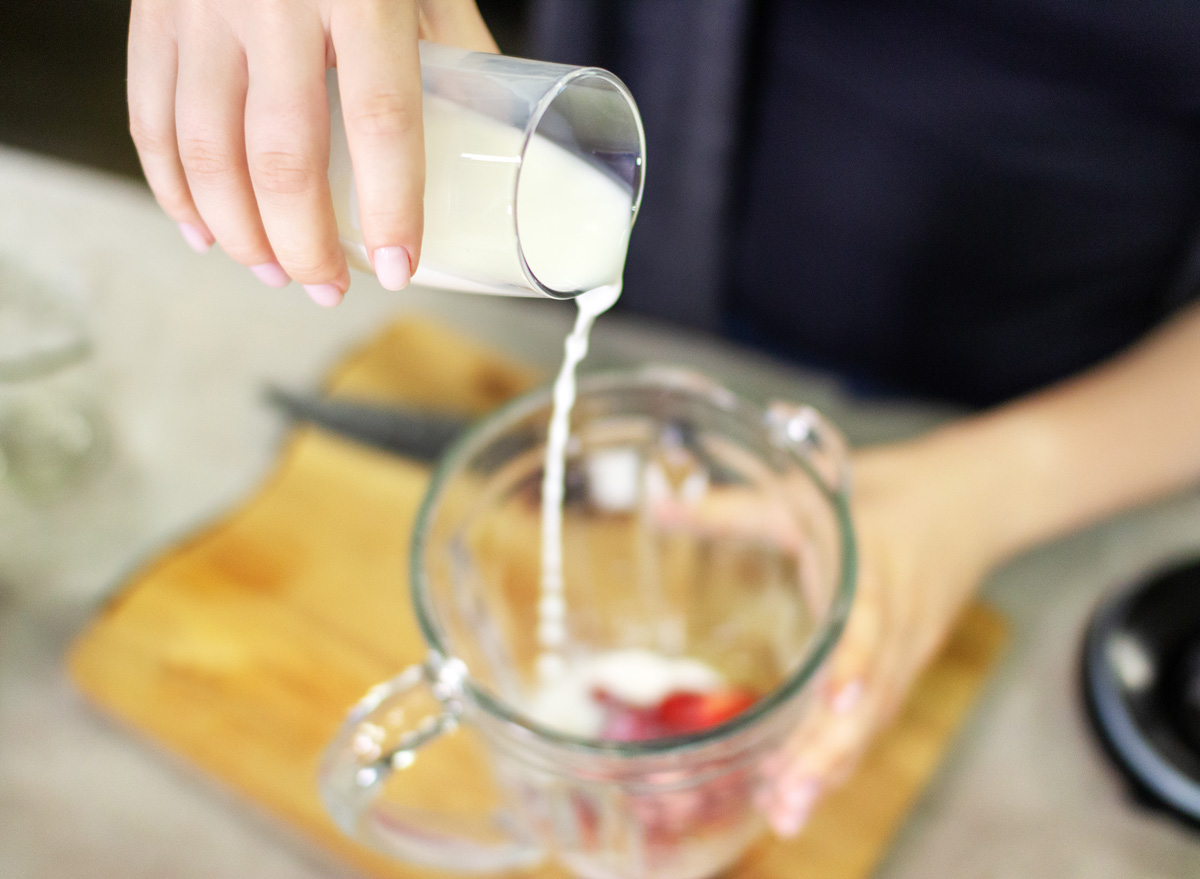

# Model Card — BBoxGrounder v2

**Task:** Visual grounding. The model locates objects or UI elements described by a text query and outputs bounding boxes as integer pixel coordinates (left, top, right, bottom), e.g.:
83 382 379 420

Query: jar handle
318 659 543 872
767 402 853 496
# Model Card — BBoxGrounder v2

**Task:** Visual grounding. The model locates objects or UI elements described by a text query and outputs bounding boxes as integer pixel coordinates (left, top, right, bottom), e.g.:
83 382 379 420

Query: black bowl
1082 558 1200 822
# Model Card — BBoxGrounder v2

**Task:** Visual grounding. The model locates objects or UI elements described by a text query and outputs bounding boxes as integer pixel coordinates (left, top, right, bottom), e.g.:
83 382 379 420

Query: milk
536 283 621 679
328 89 635 296
530 649 724 738
328 79 640 685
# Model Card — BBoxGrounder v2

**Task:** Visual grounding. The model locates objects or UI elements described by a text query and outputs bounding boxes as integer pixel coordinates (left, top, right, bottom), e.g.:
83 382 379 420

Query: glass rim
513 66 646 300
409 366 857 757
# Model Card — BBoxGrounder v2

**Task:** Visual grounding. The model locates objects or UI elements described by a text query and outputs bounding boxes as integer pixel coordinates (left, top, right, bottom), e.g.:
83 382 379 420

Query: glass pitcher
319 368 856 879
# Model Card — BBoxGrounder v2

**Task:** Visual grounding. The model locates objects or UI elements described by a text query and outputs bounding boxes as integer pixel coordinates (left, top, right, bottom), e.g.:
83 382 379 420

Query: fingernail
372 246 412 291
767 780 820 838
250 261 290 288
303 283 344 307
831 678 864 715
783 779 821 813
770 806 810 838
178 222 212 254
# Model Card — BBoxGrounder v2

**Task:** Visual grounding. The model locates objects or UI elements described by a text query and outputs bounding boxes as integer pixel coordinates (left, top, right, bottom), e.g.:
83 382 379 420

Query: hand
128 0 495 305
756 441 997 835
655 436 999 836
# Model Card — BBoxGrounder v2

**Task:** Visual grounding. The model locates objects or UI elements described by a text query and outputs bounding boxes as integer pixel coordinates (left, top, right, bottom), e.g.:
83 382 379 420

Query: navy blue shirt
531 1 1200 405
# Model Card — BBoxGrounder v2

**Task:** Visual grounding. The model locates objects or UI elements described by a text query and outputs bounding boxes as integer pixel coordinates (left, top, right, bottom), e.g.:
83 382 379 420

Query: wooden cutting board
68 317 1007 879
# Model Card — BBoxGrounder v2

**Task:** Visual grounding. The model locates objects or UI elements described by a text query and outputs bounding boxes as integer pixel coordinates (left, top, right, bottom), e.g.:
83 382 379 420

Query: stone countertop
2 147 1199 878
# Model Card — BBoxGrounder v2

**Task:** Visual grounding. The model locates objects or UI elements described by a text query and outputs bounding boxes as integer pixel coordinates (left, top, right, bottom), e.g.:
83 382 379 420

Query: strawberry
655 689 758 735
592 686 759 742
593 688 664 741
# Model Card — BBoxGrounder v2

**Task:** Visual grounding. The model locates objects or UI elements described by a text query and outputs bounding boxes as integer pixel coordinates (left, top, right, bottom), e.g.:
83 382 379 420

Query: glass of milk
319 368 856 879
328 43 644 298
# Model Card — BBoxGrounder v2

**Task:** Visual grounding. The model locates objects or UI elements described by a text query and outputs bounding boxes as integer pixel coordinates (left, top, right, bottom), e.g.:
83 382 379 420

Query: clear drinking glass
328 42 645 298
0 257 106 498
319 368 856 879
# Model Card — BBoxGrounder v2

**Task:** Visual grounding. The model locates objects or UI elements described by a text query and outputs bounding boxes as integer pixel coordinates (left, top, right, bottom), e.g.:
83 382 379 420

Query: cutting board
68 317 1007 879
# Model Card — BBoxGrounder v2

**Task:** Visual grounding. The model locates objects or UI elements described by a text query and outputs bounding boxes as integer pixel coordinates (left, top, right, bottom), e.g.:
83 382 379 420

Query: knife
265 386 471 462
266 387 742 485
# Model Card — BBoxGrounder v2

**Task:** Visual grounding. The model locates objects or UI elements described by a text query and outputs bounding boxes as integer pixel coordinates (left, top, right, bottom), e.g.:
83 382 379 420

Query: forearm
763 295 1200 834
901 299 1200 573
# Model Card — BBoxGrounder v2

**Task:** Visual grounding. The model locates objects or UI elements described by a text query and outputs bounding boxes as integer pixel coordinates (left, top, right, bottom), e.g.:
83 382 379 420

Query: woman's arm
937 298 1200 567
762 299 1200 835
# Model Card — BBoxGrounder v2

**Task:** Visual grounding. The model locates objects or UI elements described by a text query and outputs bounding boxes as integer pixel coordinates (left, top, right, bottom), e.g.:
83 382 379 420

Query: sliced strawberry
593 688 664 742
655 689 757 735
591 686 759 742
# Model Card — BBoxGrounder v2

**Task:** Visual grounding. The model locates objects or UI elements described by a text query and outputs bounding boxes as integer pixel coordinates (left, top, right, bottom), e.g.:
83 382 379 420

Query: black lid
1082 557 1200 823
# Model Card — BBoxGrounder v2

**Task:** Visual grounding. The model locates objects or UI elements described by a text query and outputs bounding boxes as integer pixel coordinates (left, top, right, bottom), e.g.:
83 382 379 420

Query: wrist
855 410 1061 583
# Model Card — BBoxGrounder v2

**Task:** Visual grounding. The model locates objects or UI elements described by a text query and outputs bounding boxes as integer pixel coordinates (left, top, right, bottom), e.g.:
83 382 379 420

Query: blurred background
0 0 532 179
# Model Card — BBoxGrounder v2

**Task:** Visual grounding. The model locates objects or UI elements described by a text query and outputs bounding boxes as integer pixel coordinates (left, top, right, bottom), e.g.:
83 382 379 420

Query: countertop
2 147 1199 878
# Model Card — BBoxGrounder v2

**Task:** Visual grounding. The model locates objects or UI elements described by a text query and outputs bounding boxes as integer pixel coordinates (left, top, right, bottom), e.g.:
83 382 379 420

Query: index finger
330 0 424 291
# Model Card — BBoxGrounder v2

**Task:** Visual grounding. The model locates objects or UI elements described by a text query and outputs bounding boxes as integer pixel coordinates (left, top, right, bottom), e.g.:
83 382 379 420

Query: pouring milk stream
329 50 738 737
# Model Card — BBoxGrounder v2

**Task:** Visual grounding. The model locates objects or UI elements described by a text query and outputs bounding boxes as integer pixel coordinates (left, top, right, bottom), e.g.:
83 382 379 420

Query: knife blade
266 387 743 486
265 387 471 462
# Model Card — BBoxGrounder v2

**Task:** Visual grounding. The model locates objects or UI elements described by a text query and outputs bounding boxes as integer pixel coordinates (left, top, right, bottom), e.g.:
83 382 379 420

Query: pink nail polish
831 678 864 715
250 262 290 288
178 222 212 254
783 779 821 812
303 283 344 307
372 246 412 291
770 808 808 838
